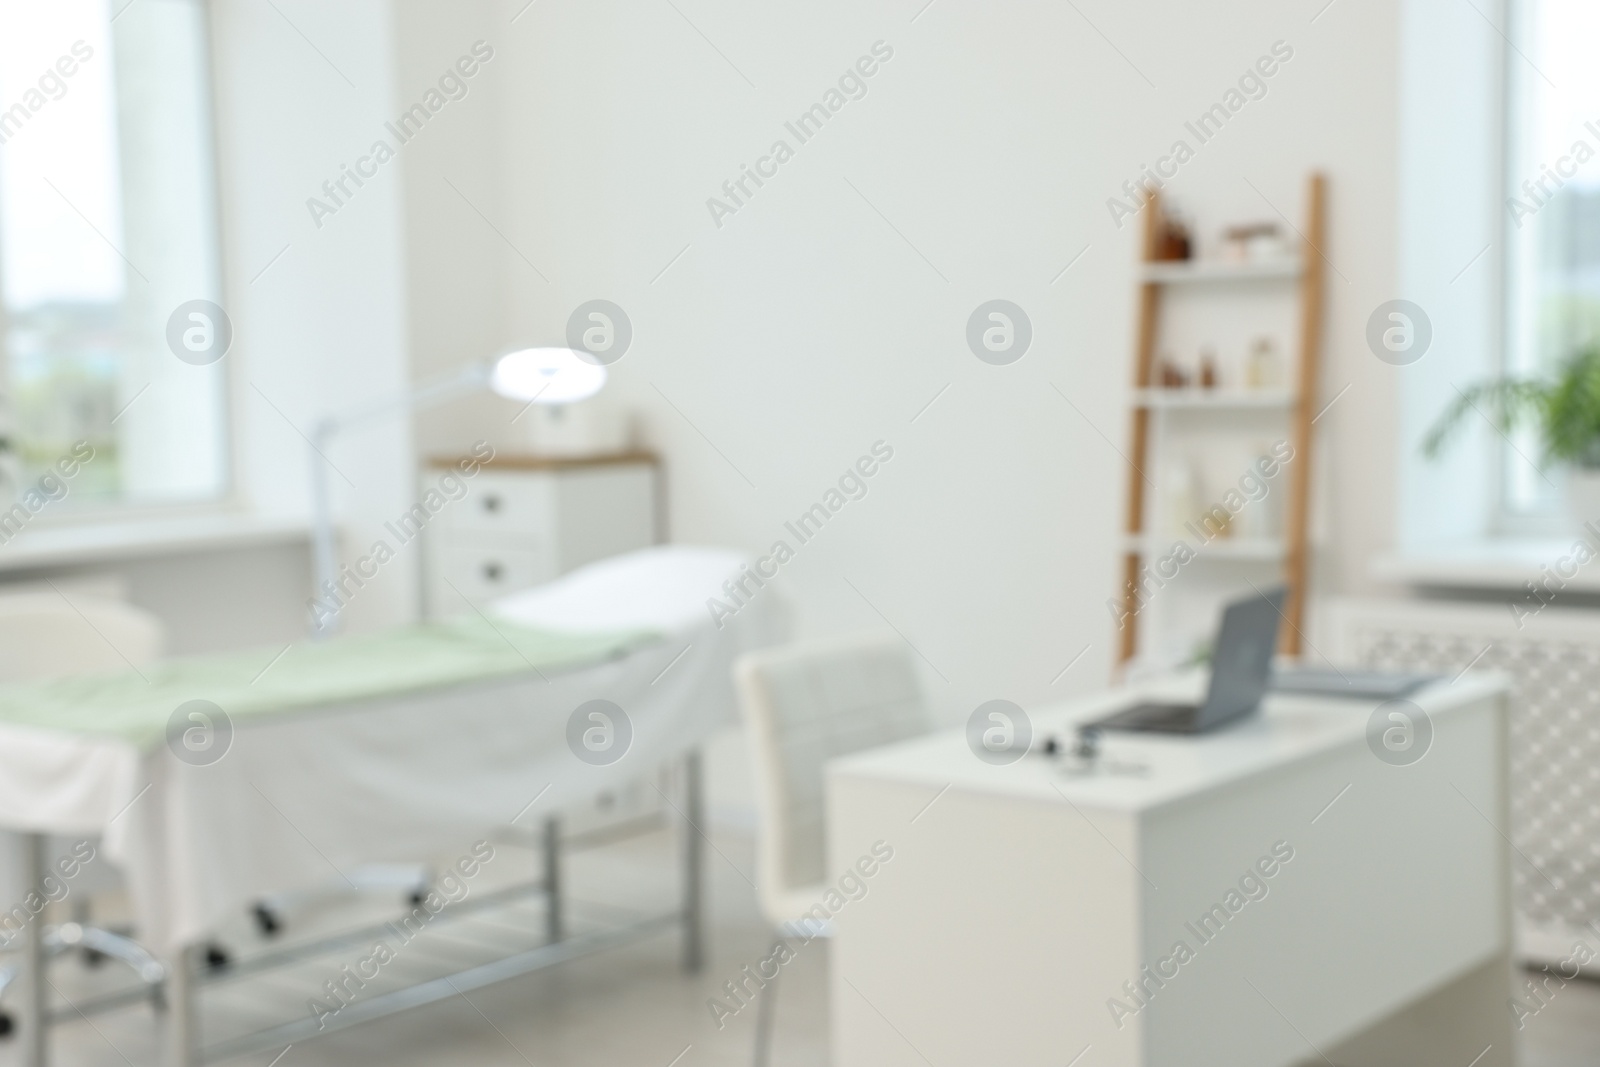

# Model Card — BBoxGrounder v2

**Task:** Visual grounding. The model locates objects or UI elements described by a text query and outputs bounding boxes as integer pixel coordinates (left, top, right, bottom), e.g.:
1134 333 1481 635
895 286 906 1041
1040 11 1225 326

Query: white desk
827 673 1516 1067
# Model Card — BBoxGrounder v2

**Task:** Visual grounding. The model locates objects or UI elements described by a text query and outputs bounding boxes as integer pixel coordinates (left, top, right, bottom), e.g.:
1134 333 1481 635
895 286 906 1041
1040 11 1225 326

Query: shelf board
1140 259 1303 284
1124 535 1286 561
1134 388 1295 410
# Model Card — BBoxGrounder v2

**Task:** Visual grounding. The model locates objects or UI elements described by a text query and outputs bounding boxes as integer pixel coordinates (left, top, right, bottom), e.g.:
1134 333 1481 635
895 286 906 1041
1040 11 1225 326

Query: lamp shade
489 347 607 404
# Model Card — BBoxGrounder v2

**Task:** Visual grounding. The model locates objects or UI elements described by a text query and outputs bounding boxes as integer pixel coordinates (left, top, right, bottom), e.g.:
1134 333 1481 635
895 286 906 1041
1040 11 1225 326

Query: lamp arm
312 362 493 441
306 360 491 639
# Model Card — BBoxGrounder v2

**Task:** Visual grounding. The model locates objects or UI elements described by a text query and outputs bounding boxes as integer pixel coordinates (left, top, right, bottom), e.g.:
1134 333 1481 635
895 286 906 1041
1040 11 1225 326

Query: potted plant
1423 343 1600 518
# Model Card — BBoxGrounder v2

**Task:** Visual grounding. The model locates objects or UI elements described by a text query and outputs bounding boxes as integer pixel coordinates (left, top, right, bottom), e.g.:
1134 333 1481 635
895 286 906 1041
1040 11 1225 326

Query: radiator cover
1328 597 1600 963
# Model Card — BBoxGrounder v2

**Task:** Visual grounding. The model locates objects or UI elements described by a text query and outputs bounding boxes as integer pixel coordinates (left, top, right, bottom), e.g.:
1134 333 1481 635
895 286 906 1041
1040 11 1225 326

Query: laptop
1086 585 1287 735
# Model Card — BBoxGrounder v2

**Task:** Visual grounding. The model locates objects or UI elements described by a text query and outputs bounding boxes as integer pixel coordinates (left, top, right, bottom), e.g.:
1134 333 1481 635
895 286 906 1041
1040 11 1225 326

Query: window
1500 0 1600 527
0 0 227 512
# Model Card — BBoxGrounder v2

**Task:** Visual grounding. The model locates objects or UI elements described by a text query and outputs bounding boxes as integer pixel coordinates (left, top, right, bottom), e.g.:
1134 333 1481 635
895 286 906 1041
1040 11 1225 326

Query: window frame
0 0 236 524
1491 0 1599 538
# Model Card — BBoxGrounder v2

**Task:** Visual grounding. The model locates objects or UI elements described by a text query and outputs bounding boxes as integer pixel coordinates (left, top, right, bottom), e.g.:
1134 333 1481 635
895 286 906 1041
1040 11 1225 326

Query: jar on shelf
1244 337 1284 388
1164 460 1201 539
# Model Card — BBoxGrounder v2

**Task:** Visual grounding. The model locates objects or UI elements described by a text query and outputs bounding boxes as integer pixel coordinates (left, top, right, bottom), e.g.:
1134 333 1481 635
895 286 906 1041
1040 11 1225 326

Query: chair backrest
0 591 164 889
734 633 929 925
0 591 165 682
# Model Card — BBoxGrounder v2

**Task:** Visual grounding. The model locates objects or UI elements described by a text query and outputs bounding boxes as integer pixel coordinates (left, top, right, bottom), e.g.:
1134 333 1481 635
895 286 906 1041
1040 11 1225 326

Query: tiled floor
0 827 826 1067
1523 971 1600 1067
1 826 1596 1066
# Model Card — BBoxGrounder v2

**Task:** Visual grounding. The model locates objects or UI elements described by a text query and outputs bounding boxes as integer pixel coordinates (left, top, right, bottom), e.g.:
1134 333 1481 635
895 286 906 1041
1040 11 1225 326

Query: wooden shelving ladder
1116 172 1327 667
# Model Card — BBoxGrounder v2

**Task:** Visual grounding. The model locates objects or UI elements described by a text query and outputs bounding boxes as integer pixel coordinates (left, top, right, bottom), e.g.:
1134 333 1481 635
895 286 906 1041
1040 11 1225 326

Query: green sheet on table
0 615 655 749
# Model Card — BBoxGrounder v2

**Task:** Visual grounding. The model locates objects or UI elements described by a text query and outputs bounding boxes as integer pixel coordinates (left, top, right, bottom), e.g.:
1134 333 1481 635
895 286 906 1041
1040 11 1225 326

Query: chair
0 590 163 681
733 634 930 1066
0 590 168 1032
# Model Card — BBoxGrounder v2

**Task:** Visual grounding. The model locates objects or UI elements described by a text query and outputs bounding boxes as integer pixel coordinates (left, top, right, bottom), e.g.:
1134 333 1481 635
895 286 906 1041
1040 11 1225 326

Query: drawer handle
482 562 503 582
481 494 502 513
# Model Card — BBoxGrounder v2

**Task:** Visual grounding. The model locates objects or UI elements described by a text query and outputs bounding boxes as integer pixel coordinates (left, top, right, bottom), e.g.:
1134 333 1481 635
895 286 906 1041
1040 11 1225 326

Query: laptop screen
1197 586 1287 728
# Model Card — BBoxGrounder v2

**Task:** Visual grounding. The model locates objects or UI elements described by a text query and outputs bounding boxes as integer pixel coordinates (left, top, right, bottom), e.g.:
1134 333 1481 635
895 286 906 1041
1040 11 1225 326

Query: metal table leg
751 935 784 1067
541 816 563 944
21 833 47 1067
682 749 704 973
165 944 198 1067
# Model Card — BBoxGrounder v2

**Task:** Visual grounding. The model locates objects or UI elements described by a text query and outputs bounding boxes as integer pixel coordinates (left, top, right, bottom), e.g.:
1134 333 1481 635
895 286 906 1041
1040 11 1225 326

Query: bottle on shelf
1158 353 1190 389
1244 336 1284 389
1164 460 1201 540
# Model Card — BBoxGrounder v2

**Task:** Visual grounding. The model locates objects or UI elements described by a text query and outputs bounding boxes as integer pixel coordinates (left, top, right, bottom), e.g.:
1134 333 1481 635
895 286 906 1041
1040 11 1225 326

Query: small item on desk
1057 726 1149 778
1057 727 1098 778
1036 731 1097 761
1199 348 1219 389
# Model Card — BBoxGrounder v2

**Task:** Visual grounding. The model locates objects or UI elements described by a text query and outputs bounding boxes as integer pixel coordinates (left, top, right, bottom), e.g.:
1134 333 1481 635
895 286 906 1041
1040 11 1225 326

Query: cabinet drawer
431 544 559 607
445 473 557 536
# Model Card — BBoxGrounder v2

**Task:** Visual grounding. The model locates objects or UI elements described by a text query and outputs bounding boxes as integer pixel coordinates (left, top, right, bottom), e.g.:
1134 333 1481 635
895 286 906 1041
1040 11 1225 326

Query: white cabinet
422 452 659 617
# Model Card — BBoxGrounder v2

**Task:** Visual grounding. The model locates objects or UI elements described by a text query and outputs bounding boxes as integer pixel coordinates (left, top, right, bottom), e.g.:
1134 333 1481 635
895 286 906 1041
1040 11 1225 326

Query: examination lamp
307 347 605 638
489 346 607 405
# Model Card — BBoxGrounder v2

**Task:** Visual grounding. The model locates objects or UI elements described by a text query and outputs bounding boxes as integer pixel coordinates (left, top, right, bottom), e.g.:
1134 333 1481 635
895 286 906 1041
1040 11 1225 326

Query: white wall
393 0 1411 714
210 0 416 635
391 0 513 455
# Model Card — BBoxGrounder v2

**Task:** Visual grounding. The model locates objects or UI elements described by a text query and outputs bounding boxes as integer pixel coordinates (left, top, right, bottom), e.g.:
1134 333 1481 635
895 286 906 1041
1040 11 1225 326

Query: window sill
0 511 310 573
1373 537 1600 593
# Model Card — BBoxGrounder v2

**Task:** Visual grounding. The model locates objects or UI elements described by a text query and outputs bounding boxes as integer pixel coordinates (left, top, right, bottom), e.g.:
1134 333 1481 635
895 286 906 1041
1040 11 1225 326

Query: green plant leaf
1421 343 1600 466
